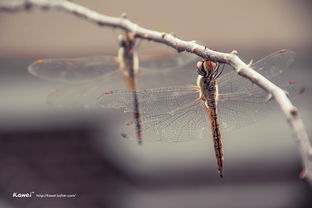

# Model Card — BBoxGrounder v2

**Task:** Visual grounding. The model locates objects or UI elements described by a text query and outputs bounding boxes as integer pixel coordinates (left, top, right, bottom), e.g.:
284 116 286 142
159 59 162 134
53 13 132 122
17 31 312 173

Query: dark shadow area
0 113 133 208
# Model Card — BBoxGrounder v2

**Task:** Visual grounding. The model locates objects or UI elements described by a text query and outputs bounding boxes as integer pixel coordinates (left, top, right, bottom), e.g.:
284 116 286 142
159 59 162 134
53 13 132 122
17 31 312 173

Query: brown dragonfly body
197 60 224 178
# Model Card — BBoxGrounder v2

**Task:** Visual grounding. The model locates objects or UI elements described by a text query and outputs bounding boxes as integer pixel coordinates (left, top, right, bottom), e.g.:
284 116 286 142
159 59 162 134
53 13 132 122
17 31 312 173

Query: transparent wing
28 46 197 83
28 56 119 83
217 87 275 131
218 49 296 91
45 67 198 109
217 79 302 130
137 39 198 70
47 70 125 108
252 49 296 78
137 62 198 89
119 100 211 142
216 49 298 130
137 41 199 87
38 46 198 107
98 86 199 115
139 51 197 71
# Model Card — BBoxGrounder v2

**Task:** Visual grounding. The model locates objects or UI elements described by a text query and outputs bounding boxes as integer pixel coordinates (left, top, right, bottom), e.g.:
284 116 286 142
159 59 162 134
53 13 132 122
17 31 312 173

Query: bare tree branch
1 0 311 183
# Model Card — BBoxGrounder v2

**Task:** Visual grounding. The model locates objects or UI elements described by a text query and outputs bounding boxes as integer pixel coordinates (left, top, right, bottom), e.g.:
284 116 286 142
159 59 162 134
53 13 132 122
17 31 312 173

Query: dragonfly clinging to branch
98 49 299 177
117 33 143 144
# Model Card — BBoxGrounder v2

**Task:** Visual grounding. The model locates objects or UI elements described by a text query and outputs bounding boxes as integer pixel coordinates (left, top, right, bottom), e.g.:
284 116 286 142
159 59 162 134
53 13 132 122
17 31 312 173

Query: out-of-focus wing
28 45 198 83
47 71 123 108
139 51 197 71
28 56 119 83
137 39 198 71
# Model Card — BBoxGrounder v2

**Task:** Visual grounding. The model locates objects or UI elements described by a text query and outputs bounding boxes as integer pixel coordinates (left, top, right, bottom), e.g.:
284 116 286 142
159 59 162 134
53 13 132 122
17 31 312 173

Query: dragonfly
97 49 299 177
116 33 143 144
28 39 198 144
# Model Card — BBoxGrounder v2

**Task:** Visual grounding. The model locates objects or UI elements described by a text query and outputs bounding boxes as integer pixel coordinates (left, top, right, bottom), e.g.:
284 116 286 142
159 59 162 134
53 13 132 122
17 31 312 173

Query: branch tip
231 50 238 55
121 12 127 18
248 59 253 66
265 93 273 103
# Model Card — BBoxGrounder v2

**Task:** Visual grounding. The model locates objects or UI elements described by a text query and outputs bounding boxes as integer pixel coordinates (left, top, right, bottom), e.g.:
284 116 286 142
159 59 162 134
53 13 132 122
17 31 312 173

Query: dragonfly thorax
196 60 222 103
118 47 139 77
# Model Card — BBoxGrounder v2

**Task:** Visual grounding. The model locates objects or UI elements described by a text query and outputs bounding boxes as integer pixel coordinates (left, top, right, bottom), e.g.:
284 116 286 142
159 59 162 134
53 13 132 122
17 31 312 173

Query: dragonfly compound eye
119 39 127 48
196 61 207 77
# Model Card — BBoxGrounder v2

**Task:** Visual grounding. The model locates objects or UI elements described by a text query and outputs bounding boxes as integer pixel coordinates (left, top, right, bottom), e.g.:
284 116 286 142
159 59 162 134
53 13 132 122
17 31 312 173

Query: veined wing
98 85 199 115
28 56 119 83
117 88 267 143
215 49 298 129
218 49 296 91
119 100 211 142
139 51 197 71
47 70 123 108
252 49 296 78
217 82 301 131
45 67 198 108
137 39 198 70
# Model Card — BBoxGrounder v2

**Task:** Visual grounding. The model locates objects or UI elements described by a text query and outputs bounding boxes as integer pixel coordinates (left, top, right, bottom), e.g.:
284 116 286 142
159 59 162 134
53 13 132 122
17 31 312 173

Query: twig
1 0 311 184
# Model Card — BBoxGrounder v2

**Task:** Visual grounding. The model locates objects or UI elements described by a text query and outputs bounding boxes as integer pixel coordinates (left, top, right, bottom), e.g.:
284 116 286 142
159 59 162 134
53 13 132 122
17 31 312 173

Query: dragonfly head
196 60 217 78
118 33 136 52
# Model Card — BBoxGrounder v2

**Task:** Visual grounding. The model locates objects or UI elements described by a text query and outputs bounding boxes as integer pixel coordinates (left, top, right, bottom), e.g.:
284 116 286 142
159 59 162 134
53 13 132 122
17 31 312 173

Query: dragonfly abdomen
206 99 224 178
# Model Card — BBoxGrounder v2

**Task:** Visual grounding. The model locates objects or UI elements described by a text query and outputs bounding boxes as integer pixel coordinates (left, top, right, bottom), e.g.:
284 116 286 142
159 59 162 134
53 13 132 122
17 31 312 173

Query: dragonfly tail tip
218 171 224 178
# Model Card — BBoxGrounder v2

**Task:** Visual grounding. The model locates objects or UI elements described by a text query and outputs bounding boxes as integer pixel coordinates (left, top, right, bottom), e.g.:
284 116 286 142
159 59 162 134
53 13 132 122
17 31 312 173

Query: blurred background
0 0 311 207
